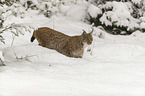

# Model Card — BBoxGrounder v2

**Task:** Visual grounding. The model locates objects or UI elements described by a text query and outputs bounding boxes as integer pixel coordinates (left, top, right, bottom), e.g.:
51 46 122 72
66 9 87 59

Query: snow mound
65 5 88 20
100 1 139 30
88 4 102 18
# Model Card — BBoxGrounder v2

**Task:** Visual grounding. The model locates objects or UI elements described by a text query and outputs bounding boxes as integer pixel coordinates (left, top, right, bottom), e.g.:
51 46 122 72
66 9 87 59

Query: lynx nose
88 41 92 45
87 39 93 45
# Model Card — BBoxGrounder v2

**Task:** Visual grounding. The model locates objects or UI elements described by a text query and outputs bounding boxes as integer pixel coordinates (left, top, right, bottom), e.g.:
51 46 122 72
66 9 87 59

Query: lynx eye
87 36 93 45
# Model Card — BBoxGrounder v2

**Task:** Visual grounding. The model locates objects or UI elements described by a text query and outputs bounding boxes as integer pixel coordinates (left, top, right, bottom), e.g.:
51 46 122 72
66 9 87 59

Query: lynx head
81 29 93 45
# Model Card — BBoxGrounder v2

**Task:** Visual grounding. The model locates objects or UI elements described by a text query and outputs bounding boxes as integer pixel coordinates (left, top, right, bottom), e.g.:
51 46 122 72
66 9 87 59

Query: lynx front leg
62 44 83 58
72 48 84 58
73 55 82 58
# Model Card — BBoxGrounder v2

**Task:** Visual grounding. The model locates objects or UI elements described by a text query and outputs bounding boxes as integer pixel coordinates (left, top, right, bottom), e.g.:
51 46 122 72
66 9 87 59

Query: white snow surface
1 12 145 96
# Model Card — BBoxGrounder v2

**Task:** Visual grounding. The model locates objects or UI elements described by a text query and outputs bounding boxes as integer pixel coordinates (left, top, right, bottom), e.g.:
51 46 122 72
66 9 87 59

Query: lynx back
31 27 93 58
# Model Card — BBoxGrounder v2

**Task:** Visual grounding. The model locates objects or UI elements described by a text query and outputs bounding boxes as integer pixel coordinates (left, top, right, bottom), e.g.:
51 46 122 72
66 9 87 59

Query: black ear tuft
89 27 94 35
82 30 87 35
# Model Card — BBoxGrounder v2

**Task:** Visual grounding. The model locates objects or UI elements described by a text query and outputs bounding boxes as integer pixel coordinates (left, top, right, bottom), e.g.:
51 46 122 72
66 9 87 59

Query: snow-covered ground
1 11 145 96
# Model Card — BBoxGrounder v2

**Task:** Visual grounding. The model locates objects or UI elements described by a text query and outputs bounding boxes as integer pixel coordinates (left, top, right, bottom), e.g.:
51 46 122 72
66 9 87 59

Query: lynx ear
82 30 87 36
89 27 94 35
90 31 93 35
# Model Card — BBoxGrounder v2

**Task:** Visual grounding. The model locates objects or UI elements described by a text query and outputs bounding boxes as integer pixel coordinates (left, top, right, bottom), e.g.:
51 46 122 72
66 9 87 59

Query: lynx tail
30 35 35 42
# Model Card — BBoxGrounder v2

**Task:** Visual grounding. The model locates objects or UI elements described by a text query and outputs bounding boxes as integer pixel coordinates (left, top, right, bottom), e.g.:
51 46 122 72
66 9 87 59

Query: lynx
31 27 93 58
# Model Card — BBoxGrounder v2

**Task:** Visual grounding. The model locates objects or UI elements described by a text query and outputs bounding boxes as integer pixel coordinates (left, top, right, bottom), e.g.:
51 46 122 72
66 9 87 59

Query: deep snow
1 11 145 96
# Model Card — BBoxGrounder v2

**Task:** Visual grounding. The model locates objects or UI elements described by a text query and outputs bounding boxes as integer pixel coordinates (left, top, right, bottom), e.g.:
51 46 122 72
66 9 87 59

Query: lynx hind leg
38 43 46 47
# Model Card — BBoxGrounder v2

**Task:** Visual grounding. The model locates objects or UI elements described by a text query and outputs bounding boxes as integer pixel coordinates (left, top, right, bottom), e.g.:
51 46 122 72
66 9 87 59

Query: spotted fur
31 27 93 58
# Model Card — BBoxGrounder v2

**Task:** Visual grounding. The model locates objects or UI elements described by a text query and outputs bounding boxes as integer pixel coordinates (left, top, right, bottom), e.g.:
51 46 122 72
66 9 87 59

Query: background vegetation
0 0 145 43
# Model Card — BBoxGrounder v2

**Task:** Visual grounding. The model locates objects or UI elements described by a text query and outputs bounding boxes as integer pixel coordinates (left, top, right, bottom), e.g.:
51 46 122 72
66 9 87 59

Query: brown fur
31 27 93 58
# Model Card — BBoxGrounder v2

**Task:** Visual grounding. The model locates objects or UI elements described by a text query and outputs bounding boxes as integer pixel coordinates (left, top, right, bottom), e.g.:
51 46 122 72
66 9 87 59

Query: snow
1 3 145 96
141 22 145 29
88 4 102 18
132 0 142 4
65 4 88 20
100 1 140 30
140 17 145 29
0 50 4 65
